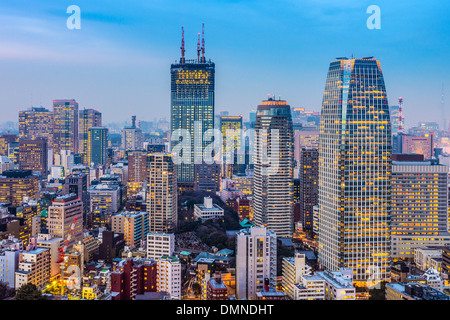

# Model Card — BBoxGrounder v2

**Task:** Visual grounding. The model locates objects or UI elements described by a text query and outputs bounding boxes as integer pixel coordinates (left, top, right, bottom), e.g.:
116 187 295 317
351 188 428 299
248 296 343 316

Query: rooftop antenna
201 23 205 63
197 32 201 63
180 26 185 64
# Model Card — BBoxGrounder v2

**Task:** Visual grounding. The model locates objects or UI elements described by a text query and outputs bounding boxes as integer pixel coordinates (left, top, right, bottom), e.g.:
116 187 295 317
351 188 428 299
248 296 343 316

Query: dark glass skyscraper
170 27 215 189
317 57 392 286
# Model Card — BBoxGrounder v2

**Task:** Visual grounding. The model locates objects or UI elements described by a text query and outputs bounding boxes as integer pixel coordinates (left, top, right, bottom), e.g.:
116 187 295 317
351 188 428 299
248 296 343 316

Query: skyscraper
220 115 244 177
19 107 54 149
53 99 79 155
170 25 215 190
87 127 109 166
317 57 392 286
298 147 318 233
252 97 294 239
79 108 102 165
146 153 177 234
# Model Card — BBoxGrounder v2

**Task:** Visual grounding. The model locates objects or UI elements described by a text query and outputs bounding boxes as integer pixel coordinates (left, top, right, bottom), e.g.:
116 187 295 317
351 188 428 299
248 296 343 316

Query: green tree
0 281 15 300
14 283 47 300
192 282 202 297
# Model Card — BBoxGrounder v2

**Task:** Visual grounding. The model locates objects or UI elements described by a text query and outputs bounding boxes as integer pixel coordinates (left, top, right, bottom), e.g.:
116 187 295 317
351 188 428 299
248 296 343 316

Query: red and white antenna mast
197 32 201 63
180 26 185 64
201 23 205 63
398 97 404 133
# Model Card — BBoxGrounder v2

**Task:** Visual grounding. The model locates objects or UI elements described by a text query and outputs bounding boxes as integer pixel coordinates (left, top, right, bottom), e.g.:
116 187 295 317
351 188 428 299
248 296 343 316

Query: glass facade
253 98 294 238
170 59 215 185
53 99 79 155
318 58 392 285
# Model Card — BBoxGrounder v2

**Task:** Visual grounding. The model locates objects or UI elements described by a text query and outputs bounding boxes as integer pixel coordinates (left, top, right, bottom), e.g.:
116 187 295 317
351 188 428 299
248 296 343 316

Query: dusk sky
0 0 448 127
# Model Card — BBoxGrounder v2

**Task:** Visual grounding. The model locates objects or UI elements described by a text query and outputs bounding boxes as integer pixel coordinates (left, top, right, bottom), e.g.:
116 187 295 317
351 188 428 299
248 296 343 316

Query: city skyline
0 0 448 126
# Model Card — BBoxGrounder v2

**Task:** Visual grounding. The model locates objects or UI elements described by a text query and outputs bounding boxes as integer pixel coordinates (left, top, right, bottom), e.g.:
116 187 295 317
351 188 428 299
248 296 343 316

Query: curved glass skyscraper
317 57 392 286
253 97 294 238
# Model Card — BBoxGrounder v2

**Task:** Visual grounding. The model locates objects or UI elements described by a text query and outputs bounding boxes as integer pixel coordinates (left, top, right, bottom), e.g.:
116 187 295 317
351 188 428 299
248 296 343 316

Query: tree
0 281 15 300
369 281 386 300
192 282 202 298
14 283 47 300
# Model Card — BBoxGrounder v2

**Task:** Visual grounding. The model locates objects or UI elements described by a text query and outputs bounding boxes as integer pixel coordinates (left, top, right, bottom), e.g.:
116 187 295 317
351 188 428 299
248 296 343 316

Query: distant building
18 138 48 175
19 107 54 149
52 99 79 155
111 211 149 249
402 134 434 160
79 108 102 165
87 127 108 166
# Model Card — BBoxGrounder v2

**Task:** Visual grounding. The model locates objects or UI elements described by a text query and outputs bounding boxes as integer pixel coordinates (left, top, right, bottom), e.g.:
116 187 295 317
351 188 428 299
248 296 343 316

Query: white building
293 274 325 300
414 248 442 272
236 226 277 300
316 269 356 300
194 197 224 222
157 256 181 299
0 249 20 288
282 252 312 299
147 233 175 260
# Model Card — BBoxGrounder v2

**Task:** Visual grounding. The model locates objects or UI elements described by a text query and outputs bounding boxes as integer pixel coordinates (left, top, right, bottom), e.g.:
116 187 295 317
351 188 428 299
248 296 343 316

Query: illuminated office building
19 107 54 149
252 97 294 238
18 138 48 175
402 134 434 160
53 99 79 155
170 27 215 189
87 127 108 166
391 155 450 260
220 116 244 177
146 153 177 234
299 147 318 232
0 170 39 206
317 57 392 286
79 108 102 165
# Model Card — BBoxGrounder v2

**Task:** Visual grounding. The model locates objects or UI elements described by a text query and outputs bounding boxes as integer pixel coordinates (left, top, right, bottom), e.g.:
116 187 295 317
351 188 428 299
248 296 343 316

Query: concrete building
15 248 50 290
282 252 313 299
36 233 63 280
414 248 443 272
194 197 224 222
386 282 450 300
146 233 175 260
236 226 277 300
47 194 83 252
18 138 48 175
391 158 450 260
146 153 177 233
88 183 120 214
315 269 355 300
0 170 39 206
157 255 181 299
111 211 149 249
19 107 54 149
293 274 325 300
0 249 20 288
207 271 228 300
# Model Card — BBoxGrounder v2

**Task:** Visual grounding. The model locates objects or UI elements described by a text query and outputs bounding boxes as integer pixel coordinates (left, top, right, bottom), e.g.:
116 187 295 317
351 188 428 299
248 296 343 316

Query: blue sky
0 0 448 127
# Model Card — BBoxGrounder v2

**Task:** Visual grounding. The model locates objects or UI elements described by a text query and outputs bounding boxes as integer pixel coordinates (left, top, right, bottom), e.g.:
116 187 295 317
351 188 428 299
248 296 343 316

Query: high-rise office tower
79 108 102 165
18 138 48 175
220 116 244 178
236 226 277 300
391 155 450 260
252 97 294 238
299 147 319 233
87 127 108 166
121 115 143 155
128 150 148 183
53 99 79 155
47 194 83 251
317 57 392 286
170 25 215 190
19 107 54 149
146 153 177 234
